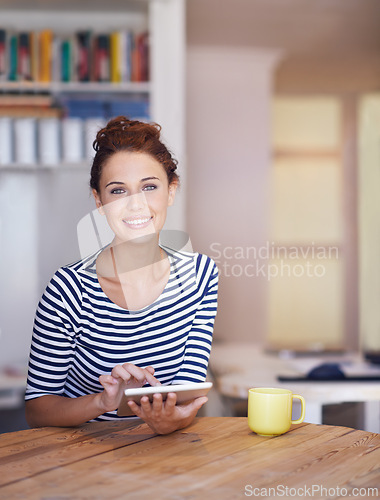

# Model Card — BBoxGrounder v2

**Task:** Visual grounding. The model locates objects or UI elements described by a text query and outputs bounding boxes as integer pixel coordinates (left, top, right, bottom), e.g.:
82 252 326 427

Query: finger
111 365 132 383
99 374 118 387
152 393 164 412
175 396 208 418
139 396 153 413
142 369 161 387
128 400 142 417
122 363 159 386
145 366 161 385
178 396 208 408
189 396 208 411
164 392 177 410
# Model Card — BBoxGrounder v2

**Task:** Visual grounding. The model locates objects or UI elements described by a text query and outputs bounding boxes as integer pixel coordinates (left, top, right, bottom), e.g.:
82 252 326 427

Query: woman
25 117 218 434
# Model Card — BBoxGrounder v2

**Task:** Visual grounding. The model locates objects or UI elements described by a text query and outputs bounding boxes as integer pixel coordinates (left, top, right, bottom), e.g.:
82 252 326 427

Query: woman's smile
122 215 153 229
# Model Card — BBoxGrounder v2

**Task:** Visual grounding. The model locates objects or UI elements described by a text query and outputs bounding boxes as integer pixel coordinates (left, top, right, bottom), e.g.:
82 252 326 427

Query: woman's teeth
124 217 151 225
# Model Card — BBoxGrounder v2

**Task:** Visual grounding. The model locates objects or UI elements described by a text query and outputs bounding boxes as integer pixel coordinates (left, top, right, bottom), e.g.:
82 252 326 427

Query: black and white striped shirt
25 247 218 420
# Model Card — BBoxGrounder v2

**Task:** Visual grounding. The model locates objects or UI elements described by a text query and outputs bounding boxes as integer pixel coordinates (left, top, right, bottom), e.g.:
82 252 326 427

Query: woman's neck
109 236 165 281
96 235 170 311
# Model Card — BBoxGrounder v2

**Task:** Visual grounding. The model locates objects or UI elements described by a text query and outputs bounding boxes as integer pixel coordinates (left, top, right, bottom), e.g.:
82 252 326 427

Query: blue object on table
307 363 346 380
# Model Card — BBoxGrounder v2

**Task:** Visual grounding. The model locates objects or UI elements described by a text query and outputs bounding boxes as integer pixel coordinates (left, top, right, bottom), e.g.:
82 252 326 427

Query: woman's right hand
98 363 161 414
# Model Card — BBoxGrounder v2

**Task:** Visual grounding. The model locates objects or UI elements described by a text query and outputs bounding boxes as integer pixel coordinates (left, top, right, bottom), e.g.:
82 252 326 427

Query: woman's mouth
122 216 153 229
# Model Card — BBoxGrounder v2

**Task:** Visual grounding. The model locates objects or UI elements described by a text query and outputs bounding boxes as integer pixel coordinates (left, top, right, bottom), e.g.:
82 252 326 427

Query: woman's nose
126 192 148 212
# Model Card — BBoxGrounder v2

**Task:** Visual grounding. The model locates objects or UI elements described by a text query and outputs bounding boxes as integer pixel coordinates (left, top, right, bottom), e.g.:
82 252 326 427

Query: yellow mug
248 387 306 436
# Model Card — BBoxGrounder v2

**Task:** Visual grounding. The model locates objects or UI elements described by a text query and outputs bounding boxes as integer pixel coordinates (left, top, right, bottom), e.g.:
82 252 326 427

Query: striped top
25 246 218 420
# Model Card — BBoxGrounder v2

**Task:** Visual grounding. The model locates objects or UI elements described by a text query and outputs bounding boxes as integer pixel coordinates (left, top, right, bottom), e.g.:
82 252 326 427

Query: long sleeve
25 268 82 400
172 256 218 384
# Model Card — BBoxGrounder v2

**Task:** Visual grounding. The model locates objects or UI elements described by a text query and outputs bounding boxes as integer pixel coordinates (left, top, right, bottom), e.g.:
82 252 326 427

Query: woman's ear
167 181 178 207
92 189 105 215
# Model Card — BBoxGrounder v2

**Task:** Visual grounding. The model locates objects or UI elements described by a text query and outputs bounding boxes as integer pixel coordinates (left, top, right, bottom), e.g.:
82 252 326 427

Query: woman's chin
116 231 158 246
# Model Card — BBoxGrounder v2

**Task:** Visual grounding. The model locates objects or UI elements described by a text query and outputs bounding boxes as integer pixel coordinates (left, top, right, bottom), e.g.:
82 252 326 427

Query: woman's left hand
127 393 208 435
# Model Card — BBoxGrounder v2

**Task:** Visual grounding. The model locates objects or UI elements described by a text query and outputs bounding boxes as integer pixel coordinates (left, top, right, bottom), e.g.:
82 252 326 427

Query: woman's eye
110 188 126 195
143 185 157 191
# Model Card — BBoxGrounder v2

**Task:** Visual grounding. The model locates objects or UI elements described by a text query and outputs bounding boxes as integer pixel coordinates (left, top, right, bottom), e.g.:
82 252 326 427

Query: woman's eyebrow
105 181 125 188
105 176 160 188
141 176 160 182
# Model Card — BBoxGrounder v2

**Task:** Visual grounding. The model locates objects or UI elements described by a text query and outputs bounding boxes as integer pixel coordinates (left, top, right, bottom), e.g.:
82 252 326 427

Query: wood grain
0 419 155 488
0 418 379 499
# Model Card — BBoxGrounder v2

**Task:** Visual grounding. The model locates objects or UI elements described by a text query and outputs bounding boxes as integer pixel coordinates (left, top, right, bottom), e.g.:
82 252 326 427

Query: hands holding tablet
127 390 209 435
98 363 211 434
25 363 210 430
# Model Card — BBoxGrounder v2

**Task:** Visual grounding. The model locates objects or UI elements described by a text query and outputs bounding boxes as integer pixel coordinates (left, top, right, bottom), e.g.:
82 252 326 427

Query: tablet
117 382 213 417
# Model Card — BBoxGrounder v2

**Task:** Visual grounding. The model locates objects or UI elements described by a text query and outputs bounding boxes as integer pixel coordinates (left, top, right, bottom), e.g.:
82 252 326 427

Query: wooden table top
0 417 379 499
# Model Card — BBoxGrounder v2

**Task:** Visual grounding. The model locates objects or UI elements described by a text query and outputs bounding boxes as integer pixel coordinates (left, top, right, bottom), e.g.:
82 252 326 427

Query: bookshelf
0 82 152 93
0 0 186 369
0 0 185 168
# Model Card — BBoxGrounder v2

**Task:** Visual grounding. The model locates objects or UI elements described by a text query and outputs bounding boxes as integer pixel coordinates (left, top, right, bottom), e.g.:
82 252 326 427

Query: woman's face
93 151 177 244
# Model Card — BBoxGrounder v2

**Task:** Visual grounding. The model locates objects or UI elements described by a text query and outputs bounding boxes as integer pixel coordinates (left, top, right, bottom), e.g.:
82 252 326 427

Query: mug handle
291 394 306 424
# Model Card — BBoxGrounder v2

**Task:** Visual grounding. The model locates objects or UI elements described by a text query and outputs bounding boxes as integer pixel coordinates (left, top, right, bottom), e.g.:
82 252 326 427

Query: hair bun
93 116 162 152
90 115 179 192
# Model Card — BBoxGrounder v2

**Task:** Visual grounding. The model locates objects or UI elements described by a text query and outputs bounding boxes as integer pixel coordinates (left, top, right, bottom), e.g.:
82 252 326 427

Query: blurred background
0 0 380 432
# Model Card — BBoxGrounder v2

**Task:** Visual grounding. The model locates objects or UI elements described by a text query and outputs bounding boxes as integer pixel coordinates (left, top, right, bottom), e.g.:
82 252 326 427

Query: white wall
186 47 281 343
0 169 94 369
0 174 38 368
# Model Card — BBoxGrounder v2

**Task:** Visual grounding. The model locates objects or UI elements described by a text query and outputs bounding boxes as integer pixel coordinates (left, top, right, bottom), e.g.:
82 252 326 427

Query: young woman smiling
25 117 218 434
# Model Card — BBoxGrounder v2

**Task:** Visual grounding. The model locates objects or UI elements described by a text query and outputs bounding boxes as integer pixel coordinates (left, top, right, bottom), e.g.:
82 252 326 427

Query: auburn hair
90 116 179 192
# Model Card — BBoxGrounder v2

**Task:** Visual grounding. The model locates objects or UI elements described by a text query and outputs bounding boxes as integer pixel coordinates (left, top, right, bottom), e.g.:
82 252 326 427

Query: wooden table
209 343 380 431
0 418 379 499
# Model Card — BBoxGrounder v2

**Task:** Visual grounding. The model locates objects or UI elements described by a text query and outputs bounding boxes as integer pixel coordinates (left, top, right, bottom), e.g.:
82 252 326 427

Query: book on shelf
118 31 129 83
135 32 149 82
0 93 53 106
0 94 62 118
0 117 12 165
60 95 149 121
108 98 149 120
61 39 71 82
127 32 149 83
8 34 17 81
76 31 91 82
0 29 6 80
18 32 31 81
0 27 149 84
39 29 53 82
51 35 62 83
93 34 110 82
30 31 39 82
62 117 83 163
110 31 121 83
38 117 60 166
61 98 105 119
0 92 62 118
14 117 37 165
0 106 62 118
